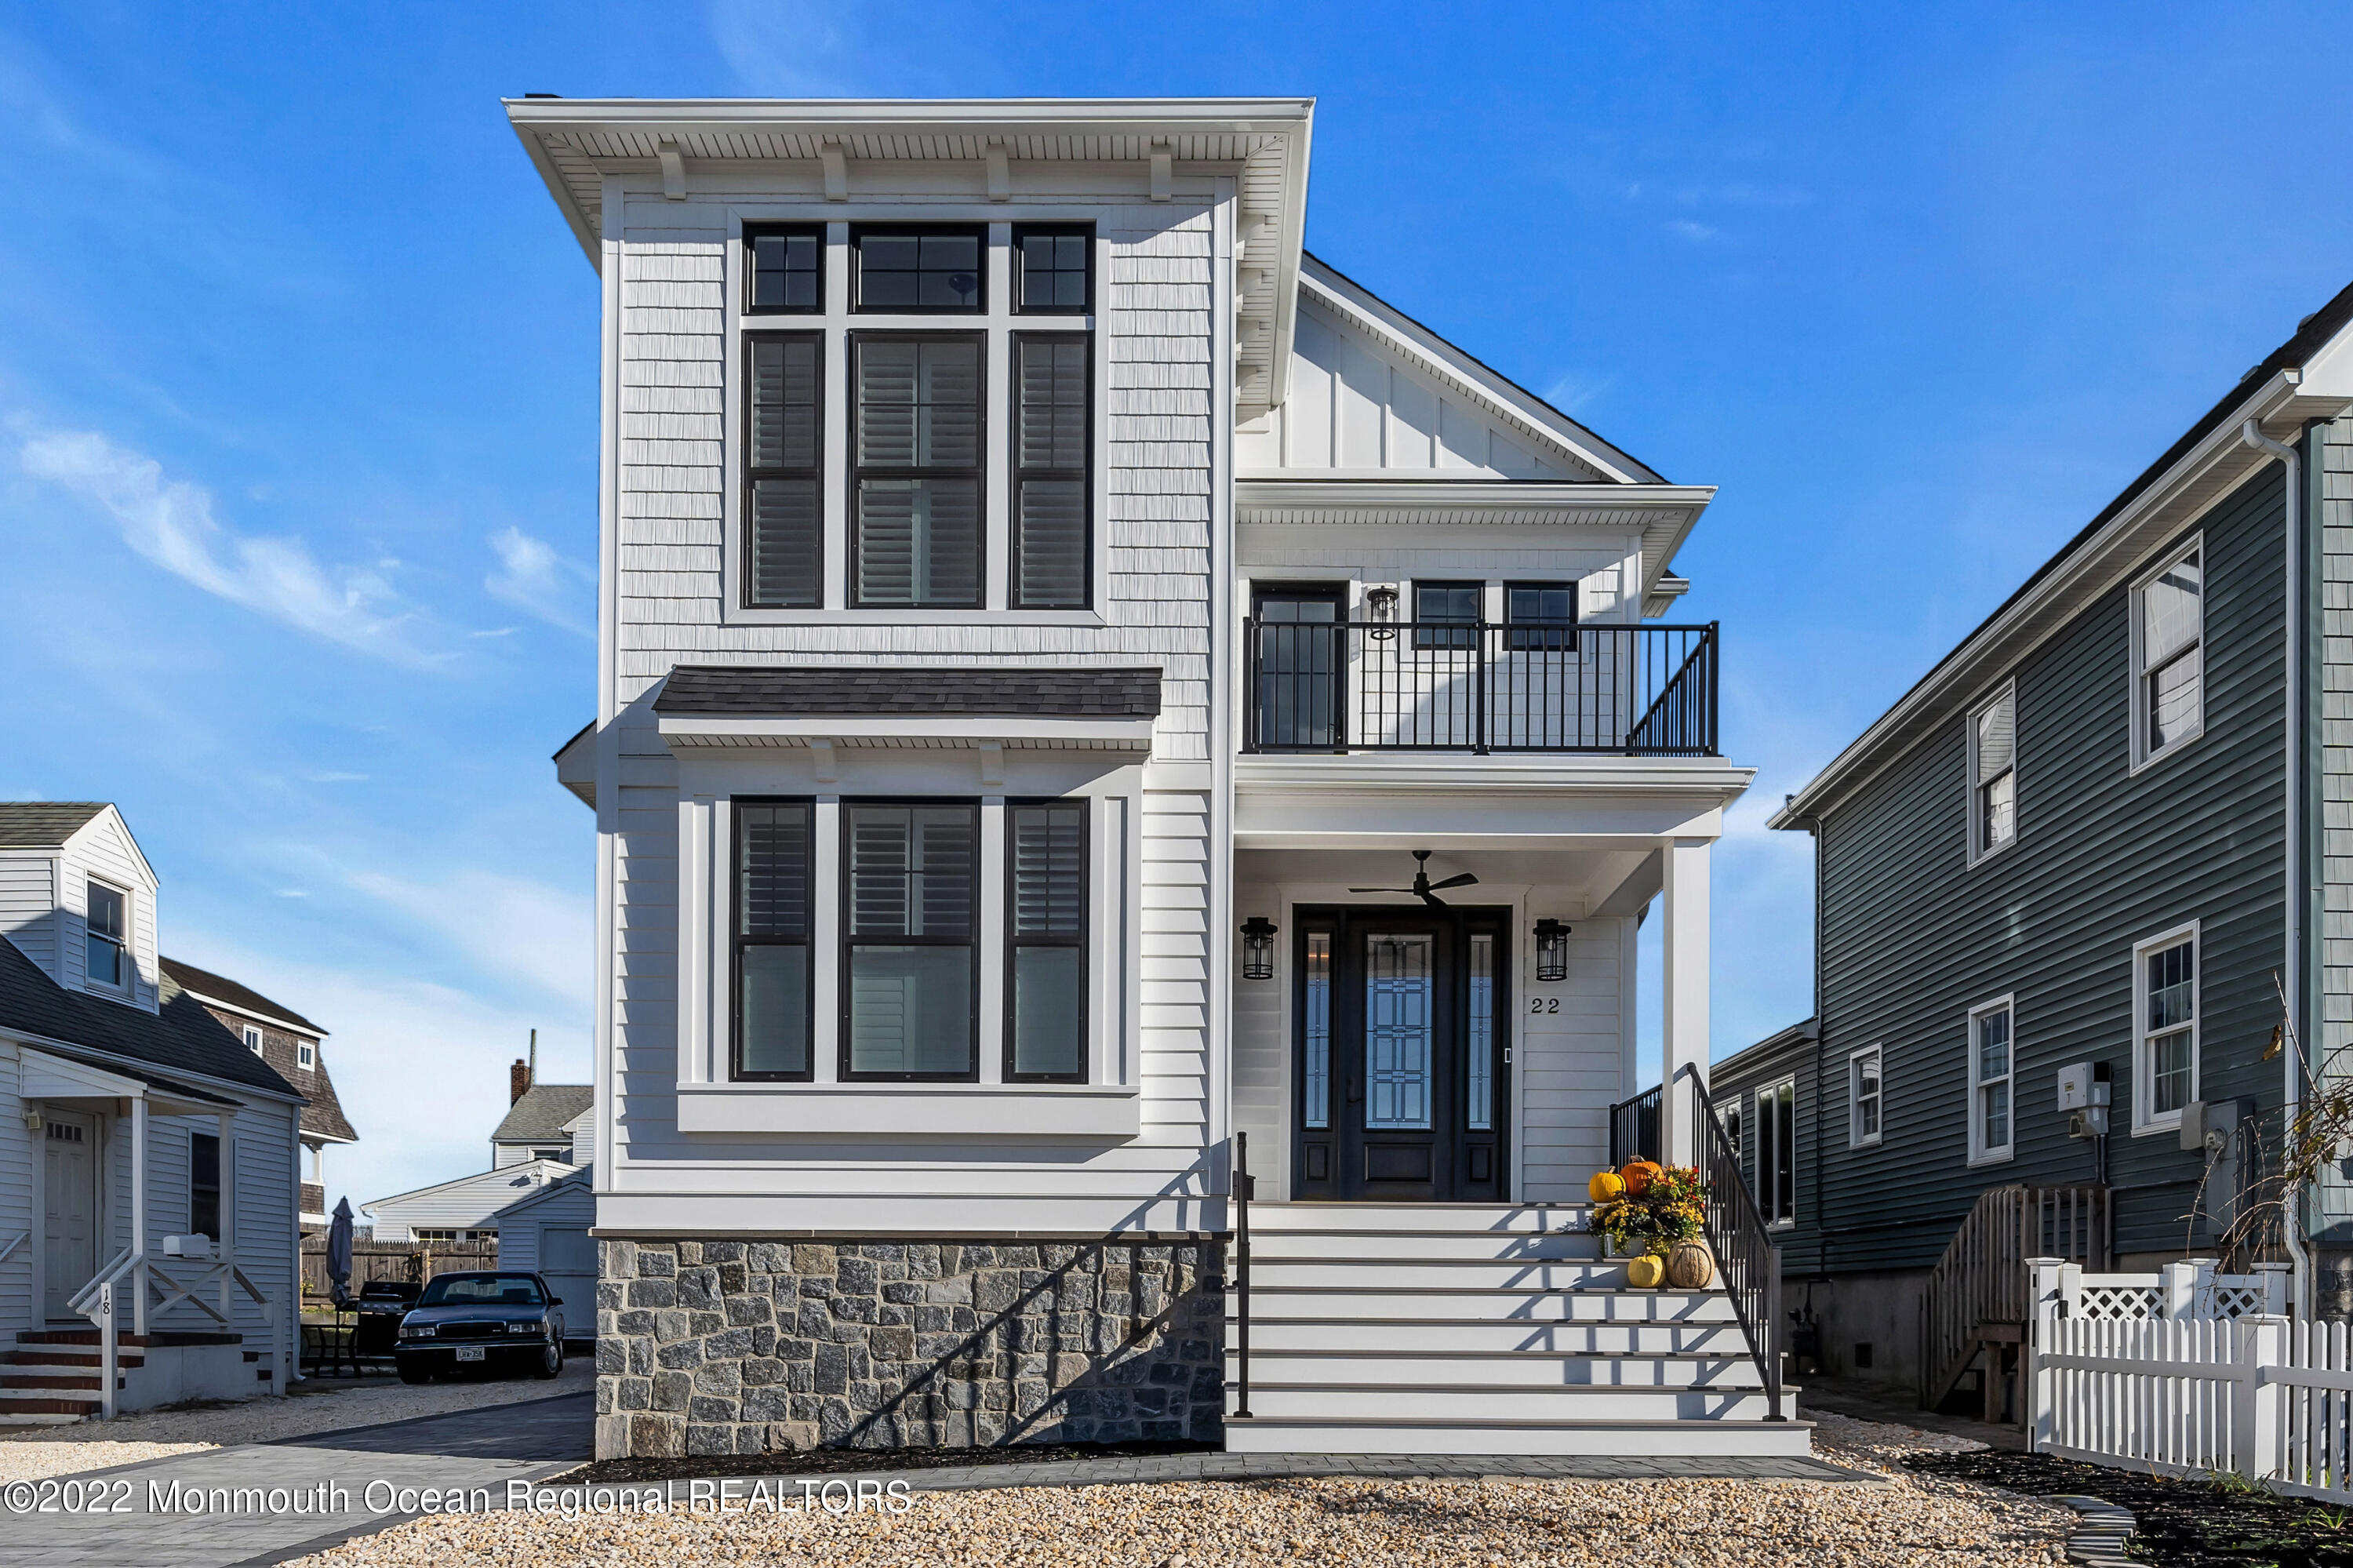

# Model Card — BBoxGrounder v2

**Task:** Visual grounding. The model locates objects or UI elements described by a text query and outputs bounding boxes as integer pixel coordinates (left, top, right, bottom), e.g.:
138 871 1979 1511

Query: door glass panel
1364 933 1434 1130
1255 595 1340 748
1302 932 1331 1129
1466 933 1493 1130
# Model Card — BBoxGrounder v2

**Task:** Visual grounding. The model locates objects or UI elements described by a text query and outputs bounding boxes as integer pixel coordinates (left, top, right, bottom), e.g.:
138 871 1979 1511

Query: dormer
0 802 163 1013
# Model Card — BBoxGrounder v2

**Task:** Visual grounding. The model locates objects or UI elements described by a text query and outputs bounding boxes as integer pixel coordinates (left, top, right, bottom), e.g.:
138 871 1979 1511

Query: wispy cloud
484 526 593 635
708 0 871 95
16 425 453 670
302 770 369 784
1664 220 1721 243
342 863 590 1004
1541 372 1615 417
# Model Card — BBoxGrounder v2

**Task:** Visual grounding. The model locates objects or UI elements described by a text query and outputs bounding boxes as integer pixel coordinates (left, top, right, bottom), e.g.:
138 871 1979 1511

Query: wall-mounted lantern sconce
1363 585 1399 640
1533 919 1571 984
1240 917 1279 980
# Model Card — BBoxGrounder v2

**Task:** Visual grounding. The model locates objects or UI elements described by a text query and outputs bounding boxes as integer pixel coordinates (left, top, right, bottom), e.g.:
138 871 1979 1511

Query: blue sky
2 3 2349 1206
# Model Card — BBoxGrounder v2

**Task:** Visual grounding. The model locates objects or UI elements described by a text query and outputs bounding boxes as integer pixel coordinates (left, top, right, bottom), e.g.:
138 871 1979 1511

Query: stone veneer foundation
594 1237 1227 1459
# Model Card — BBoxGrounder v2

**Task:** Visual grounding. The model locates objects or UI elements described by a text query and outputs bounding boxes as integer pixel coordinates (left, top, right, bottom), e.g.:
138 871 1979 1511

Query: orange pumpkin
1620 1159 1664 1197
1587 1170 1626 1204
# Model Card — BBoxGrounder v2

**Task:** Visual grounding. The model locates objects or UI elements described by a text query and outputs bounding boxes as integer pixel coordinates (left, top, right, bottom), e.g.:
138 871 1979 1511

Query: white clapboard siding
0 856 56 980
57 813 160 1012
366 1163 567 1242
1520 922 1629 1201
0 1048 31 1330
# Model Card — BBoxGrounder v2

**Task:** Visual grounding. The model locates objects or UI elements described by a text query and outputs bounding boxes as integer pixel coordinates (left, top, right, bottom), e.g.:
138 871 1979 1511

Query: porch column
1660 837 1711 1168
129 1094 147 1336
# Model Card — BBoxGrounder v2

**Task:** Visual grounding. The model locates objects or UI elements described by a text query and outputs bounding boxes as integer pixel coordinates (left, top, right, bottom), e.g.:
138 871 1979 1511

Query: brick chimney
510 1057 531 1104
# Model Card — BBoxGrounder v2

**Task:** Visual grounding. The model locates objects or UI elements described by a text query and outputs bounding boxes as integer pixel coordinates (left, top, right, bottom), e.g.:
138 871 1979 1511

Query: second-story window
1012 334 1089 608
1966 684 2017 863
854 228 984 312
2133 539 2203 766
85 882 126 990
298 1040 315 1071
744 334 823 608
1505 583 1577 650
746 225 823 313
243 1025 264 1056
853 336 983 606
844 803 977 1079
1414 581 1481 649
1014 226 1091 312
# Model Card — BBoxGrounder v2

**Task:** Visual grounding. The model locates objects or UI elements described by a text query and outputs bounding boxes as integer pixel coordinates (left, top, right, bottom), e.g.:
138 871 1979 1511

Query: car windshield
416 1274 544 1308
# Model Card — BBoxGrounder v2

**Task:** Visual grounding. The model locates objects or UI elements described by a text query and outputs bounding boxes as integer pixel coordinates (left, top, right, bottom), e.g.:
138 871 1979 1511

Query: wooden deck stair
0 1329 252 1424
1918 1184 2106 1421
1224 1203 1811 1456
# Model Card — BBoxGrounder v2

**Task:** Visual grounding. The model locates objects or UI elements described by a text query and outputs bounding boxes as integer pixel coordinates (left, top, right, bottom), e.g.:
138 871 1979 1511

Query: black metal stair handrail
1676 1066 1786 1421
1242 620 1720 756
1231 1130 1253 1419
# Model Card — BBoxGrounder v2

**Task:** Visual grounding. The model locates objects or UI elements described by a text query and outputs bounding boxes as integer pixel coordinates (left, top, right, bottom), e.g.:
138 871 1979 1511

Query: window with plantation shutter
1007 802 1087 1080
1013 334 1089 609
843 802 977 1079
744 335 822 608
853 335 983 607
1966 684 2017 862
733 801 812 1079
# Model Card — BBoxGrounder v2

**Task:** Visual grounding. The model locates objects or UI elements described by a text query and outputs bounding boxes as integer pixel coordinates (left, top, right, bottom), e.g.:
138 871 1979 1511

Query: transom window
853 228 985 312
1006 802 1087 1081
735 802 813 1080
852 335 983 607
844 803 977 1080
746 226 823 313
1849 1045 1883 1148
2133 540 2204 766
85 882 125 990
1967 685 2017 863
1015 227 1091 312
2133 924 2198 1130
1968 996 2015 1164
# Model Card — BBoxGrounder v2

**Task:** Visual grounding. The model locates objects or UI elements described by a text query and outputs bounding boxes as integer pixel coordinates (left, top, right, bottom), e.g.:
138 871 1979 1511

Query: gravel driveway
287 1410 2072 1566
0 1359 594 1482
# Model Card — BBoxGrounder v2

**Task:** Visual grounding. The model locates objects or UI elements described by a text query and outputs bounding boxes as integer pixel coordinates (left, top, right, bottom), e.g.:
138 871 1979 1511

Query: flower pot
1665 1239 1715 1290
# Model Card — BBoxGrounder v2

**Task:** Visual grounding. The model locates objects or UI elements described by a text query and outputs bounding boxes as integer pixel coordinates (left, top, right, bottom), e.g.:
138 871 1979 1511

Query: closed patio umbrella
326 1197 355 1308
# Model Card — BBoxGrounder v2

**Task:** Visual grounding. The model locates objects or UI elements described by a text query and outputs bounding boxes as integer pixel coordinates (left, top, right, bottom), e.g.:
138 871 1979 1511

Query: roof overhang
1235 478 1714 617
553 720 596 811
18 1044 245 1118
502 96 1315 420
174 988 322 1042
1772 365 2353 828
657 715 1157 752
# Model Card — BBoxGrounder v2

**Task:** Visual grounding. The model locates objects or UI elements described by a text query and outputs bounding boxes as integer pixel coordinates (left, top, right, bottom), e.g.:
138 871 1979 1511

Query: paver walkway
3 1391 592 1567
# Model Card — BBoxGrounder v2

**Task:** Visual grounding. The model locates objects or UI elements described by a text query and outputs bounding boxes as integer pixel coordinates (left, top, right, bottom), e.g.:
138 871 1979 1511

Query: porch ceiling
1236 846 1659 919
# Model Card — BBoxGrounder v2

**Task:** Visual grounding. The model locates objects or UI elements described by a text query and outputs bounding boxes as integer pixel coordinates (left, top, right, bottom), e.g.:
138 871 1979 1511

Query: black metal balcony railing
1243 620 1720 756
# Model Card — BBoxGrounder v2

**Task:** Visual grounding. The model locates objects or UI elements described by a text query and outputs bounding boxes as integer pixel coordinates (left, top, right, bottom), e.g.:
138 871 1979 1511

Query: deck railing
1609 1083 1663 1168
1243 620 1720 755
1919 1183 2109 1413
1678 1068 1786 1422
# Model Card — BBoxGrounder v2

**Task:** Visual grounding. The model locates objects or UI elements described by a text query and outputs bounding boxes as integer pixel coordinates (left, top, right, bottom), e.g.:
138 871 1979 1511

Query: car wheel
533 1339 563 1379
398 1362 431 1385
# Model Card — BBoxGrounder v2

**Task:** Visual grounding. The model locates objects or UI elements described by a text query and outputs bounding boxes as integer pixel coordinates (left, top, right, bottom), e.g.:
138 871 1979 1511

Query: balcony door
1293 907 1508 1202
1251 585 1344 750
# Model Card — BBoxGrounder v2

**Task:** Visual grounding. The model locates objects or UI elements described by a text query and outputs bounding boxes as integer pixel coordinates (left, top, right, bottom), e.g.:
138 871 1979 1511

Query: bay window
734 801 813 1080
1006 802 1087 1081
843 802 978 1079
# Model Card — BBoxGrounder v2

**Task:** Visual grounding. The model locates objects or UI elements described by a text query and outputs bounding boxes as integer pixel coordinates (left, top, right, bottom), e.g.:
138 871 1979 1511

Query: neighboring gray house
491 1073 593 1170
1747 274 2353 1410
363 1060 589 1242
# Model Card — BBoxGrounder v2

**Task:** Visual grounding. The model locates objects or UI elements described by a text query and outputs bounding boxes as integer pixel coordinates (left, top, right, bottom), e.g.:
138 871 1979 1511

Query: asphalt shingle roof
653 666 1162 719
0 803 107 848
159 958 324 1035
0 936 300 1100
493 1083 593 1145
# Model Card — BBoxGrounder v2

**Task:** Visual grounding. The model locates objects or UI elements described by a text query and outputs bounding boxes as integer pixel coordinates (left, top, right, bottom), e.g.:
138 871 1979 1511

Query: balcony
1242 620 1719 757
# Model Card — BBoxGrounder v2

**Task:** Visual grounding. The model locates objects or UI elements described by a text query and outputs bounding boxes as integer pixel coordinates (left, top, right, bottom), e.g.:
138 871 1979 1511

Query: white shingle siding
2318 413 2353 1228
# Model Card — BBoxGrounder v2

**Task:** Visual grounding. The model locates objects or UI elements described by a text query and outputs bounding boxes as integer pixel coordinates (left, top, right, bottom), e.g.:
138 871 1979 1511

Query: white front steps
1226 1202 1808 1457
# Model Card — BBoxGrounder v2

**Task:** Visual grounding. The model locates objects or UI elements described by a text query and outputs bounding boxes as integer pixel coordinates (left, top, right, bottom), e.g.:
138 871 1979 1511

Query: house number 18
1528 996 1560 1014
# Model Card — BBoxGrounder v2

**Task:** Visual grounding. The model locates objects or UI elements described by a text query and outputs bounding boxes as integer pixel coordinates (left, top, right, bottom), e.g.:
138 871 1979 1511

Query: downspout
2242 417 2315 1319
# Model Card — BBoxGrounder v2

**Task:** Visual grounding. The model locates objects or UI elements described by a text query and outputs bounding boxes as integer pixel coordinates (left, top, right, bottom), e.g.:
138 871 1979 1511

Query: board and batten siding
600 184 1225 1234
1806 464 2287 1273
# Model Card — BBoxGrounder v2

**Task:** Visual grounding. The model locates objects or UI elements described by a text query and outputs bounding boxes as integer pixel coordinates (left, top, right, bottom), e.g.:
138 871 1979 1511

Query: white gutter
2242 418 2315 1319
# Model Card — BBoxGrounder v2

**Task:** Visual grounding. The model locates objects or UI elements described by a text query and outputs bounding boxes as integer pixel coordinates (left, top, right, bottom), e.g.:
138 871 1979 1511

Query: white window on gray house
1755 1078 1795 1226
85 881 126 989
845 802 977 1079
733 801 812 1081
1968 996 2016 1164
1007 802 1087 1081
1849 1045 1883 1148
1966 685 2017 863
243 1025 264 1055
2133 538 2203 766
297 1040 315 1071
2133 923 2198 1131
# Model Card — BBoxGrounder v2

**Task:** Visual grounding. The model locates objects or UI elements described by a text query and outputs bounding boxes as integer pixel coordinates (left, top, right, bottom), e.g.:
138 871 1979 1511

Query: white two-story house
515 95 1780 1462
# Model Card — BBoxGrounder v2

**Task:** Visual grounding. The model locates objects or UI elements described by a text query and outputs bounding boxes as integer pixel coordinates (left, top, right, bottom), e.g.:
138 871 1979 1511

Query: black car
394 1271 566 1383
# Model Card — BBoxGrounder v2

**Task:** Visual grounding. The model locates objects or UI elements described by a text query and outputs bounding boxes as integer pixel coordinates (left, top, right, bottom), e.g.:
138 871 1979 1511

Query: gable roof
493 1083 594 1145
1773 273 2353 828
0 933 299 1100
491 1162 593 1223
362 1158 571 1216
159 958 324 1035
0 803 107 848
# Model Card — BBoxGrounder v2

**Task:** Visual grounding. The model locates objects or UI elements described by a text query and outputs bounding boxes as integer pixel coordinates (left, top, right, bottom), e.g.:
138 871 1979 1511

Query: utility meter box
2057 1061 2112 1111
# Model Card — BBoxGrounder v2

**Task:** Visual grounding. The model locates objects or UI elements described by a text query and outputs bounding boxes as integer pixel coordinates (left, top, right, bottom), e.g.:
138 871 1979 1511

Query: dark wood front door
1293 906 1509 1202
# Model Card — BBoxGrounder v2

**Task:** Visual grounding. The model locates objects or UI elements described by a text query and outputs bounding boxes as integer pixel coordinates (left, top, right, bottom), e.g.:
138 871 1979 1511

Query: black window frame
1413 580 1482 649
851 224 988 315
849 330 987 609
741 331 825 609
1504 580 1580 652
732 797 815 1082
1009 330 1093 610
743 223 826 316
189 1130 221 1242
840 798 982 1083
1012 224 1094 315
1004 799 1090 1083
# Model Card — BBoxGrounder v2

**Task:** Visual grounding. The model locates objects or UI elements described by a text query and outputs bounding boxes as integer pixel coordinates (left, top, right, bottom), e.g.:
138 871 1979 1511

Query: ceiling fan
1350 849 1478 908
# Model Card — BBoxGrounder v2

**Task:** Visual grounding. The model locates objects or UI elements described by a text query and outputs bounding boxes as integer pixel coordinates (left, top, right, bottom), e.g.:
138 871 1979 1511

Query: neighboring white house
490 1166 595 1344
361 1160 571 1244
0 803 304 1421
513 95 1769 1461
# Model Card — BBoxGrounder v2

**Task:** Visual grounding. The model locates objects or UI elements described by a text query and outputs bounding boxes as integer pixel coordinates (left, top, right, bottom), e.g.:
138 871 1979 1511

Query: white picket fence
2028 1259 2353 1499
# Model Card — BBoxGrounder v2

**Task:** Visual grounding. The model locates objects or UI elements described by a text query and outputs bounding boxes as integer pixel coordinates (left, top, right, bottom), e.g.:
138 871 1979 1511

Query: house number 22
1529 996 1560 1014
